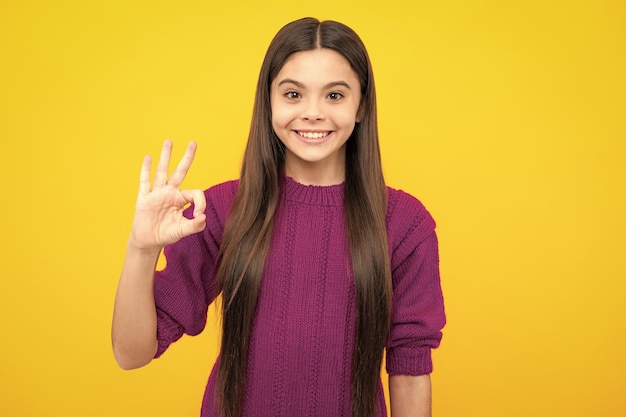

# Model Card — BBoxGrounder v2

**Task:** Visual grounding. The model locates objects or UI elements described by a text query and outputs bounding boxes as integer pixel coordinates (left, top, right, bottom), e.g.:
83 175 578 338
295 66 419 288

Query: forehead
273 48 360 87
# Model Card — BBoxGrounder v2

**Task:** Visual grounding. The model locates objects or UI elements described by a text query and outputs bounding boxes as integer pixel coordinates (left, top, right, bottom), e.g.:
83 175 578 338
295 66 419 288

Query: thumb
180 212 206 237
177 189 207 238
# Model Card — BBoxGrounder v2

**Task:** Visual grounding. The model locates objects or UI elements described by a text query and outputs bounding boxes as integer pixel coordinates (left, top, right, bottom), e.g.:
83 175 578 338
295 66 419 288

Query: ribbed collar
282 176 345 206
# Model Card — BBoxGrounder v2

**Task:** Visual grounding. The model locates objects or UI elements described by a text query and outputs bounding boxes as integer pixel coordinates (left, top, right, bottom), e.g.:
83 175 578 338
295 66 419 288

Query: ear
356 101 365 123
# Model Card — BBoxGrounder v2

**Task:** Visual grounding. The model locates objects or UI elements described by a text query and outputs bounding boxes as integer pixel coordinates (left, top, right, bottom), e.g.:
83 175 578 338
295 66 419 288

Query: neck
284 150 346 186
284 162 345 186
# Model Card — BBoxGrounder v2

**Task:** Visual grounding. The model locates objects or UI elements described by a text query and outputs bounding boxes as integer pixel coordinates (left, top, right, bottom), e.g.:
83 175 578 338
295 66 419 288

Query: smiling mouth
297 131 331 139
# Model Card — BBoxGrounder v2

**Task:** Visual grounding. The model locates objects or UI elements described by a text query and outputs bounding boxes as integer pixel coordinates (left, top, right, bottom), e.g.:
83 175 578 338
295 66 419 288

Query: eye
284 91 301 99
328 92 344 100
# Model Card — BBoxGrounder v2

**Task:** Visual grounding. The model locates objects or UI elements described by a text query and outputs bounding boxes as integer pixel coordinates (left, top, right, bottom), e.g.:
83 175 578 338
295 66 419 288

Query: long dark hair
215 17 392 417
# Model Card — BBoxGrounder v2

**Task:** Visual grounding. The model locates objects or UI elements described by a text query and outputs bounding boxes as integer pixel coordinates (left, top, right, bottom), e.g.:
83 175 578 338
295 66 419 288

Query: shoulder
204 179 239 216
205 179 239 201
386 186 436 251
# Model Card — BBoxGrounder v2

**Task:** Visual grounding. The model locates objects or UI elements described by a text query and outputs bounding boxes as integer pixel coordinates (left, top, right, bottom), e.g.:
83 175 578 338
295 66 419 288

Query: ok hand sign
129 140 207 253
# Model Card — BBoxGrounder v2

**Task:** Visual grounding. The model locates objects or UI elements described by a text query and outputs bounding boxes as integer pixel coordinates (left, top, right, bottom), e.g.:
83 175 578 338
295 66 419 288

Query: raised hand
129 140 207 252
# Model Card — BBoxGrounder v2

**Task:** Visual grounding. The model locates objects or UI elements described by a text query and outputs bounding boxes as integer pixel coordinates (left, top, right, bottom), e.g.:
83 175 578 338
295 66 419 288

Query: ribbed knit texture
154 177 445 417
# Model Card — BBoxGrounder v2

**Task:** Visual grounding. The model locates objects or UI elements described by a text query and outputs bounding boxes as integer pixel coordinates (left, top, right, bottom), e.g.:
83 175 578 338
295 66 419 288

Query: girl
112 17 445 417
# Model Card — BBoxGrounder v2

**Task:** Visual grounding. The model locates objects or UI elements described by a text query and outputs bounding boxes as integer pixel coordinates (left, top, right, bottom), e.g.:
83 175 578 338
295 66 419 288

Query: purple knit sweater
153 177 445 417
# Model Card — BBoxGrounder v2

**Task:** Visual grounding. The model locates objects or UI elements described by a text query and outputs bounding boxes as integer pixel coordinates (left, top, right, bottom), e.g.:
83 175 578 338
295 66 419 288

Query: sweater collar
282 176 345 206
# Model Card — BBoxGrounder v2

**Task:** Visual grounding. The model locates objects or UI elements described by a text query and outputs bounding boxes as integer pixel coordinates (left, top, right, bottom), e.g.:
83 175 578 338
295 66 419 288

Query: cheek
335 107 359 127
270 105 293 142
270 102 292 128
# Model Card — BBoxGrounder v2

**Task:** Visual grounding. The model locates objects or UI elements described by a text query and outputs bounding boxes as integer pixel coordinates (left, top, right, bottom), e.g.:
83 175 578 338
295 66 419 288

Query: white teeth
298 131 329 139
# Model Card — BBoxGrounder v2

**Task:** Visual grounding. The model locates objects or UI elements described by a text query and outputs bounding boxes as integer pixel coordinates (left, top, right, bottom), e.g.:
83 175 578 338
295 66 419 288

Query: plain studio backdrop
0 1 624 416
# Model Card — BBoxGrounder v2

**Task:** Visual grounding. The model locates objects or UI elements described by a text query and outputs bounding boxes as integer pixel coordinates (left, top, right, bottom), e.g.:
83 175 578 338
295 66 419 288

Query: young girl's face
270 48 362 185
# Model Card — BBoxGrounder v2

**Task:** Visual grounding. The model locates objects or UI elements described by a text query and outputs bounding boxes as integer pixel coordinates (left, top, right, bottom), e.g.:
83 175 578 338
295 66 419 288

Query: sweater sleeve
385 189 446 376
153 181 237 358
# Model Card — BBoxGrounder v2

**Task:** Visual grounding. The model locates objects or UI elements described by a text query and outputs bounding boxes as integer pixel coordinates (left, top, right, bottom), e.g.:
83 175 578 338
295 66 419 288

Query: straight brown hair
215 17 392 417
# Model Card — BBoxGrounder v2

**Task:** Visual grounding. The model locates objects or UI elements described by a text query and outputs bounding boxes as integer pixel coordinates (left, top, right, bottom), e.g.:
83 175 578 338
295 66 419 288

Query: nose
301 99 325 121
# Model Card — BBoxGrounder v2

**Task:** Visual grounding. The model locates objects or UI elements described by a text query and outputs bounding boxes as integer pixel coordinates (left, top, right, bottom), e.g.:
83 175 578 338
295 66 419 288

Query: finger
179 190 207 238
181 189 207 217
168 141 197 189
189 190 207 233
153 140 173 188
138 155 152 195
179 213 207 237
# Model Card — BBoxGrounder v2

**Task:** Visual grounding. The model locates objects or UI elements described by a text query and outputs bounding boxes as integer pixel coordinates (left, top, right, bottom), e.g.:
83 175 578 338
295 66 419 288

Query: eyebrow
277 78 352 90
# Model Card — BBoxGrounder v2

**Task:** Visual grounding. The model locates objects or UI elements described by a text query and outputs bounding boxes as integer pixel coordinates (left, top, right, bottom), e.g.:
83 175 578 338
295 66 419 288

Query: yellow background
1 0 624 416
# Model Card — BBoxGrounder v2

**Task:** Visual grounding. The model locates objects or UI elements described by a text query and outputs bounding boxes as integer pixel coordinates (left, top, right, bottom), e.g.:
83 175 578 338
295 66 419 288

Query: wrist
126 238 163 258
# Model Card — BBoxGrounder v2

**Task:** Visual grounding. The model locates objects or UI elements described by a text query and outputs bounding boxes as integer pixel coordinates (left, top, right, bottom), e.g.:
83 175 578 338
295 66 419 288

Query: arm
111 243 160 370
385 191 445 416
111 140 206 370
389 374 432 417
